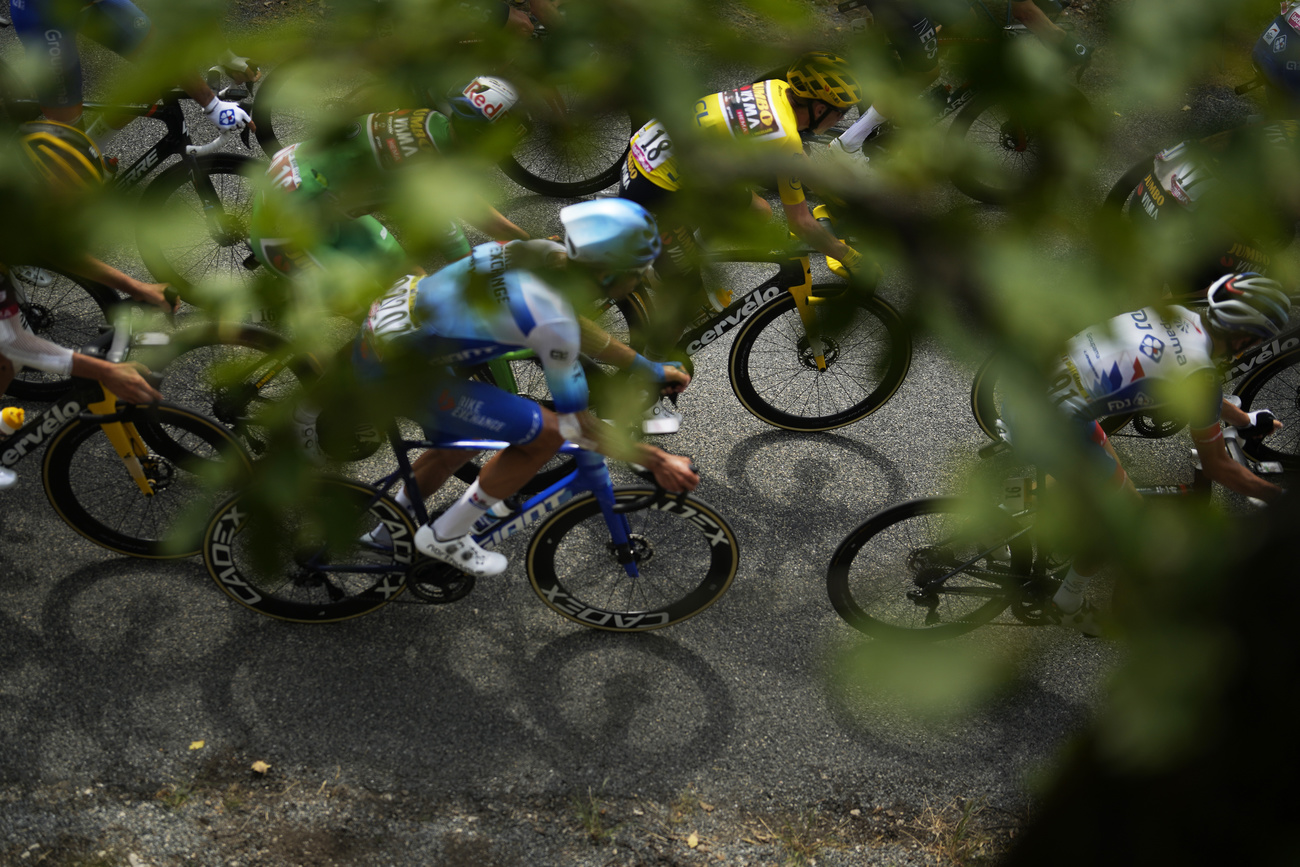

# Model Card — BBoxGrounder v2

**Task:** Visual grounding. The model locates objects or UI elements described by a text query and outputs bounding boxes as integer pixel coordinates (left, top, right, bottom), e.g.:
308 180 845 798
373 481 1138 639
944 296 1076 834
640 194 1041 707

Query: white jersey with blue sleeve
359 241 589 414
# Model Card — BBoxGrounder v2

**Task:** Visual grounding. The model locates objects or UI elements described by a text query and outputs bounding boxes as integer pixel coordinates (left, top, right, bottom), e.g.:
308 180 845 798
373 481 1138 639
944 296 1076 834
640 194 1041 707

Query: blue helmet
560 199 662 271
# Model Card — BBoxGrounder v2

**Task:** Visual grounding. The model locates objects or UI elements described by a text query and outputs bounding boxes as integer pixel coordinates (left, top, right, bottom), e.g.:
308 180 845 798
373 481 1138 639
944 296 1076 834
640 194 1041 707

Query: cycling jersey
625 79 809 207
862 0 975 73
1051 305 1221 429
250 109 465 279
352 240 584 444
11 0 153 108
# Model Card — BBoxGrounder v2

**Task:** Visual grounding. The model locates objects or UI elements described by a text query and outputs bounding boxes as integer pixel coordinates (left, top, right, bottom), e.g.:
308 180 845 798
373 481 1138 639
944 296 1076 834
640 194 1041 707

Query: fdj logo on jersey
1139 334 1164 361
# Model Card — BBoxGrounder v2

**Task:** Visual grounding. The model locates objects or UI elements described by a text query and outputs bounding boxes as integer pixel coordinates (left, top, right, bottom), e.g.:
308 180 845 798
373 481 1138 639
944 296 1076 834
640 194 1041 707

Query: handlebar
186 128 243 157
612 461 697 513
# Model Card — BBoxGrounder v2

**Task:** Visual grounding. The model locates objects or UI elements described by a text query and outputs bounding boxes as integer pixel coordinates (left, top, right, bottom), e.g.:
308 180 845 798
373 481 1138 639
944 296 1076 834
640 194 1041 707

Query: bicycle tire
144 322 322 460
946 88 1088 205
969 351 1132 441
136 154 262 296
42 404 253 559
1234 345 1300 468
500 89 633 197
826 497 1019 640
527 488 740 631
2 270 117 401
204 476 416 622
728 289 911 432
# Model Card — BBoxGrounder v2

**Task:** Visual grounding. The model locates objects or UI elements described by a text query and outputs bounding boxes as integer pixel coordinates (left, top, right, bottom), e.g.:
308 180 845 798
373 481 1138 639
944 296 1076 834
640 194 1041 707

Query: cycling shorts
352 344 545 446
12 0 153 108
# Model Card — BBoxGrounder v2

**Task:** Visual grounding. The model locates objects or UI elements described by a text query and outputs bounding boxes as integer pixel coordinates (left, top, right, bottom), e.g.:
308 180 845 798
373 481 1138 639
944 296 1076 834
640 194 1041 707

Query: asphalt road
0 9 1288 862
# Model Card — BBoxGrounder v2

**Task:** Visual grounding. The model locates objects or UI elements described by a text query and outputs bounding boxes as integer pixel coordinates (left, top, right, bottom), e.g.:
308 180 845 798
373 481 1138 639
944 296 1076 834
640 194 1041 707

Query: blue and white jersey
358 240 588 414
1052 305 1222 428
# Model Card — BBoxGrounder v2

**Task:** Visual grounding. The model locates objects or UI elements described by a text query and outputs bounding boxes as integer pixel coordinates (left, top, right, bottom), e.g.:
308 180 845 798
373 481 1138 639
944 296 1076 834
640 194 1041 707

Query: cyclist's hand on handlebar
1237 409 1282 440
650 452 700 494
105 363 163 405
202 96 254 133
661 361 690 396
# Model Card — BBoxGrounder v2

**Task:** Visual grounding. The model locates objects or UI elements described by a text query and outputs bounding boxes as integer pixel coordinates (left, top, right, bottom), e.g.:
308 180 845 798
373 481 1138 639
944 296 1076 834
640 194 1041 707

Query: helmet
785 52 862 111
447 76 520 131
560 199 661 272
17 121 106 190
1205 272 1291 341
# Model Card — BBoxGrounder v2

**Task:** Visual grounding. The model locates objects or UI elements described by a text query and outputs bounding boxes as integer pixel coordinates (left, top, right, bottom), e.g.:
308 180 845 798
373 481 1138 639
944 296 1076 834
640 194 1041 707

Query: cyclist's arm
784 200 859 268
1009 0 1065 42
1191 423 1285 502
0 321 161 403
578 317 690 395
571 412 699 492
62 255 179 314
465 203 531 244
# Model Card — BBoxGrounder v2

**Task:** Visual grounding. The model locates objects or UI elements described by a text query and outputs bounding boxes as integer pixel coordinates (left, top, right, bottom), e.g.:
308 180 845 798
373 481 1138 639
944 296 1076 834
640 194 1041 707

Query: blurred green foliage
3 1 1300 856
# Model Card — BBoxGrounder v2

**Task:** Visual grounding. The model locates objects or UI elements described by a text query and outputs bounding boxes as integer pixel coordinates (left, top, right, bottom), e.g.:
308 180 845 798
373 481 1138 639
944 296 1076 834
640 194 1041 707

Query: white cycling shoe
642 399 682 435
10 266 55 288
0 467 16 491
415 525 508 577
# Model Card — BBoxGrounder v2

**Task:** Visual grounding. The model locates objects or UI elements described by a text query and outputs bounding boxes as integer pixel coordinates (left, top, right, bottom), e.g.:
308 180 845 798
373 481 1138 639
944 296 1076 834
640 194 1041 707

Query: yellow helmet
17 121 107 191
786 52 862 111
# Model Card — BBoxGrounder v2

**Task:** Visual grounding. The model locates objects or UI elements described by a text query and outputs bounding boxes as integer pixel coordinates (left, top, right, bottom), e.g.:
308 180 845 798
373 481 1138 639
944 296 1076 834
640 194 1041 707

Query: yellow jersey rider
618 52 868 314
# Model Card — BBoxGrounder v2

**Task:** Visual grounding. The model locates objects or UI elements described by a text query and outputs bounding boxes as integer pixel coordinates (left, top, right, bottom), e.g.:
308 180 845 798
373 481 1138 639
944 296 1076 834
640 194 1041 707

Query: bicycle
622 241 912 432
820 0 1095 205
825 424 1282 640
0 46 262 297
0 320 253 558
201 428 740 628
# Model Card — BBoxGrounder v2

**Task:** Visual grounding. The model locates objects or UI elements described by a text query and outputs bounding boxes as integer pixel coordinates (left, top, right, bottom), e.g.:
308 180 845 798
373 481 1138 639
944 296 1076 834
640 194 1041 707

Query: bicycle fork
86 392 157 497
579 451 641 578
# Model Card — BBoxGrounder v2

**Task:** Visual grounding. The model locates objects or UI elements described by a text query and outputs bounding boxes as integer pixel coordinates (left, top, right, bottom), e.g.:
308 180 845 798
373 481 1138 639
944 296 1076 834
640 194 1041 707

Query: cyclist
9 0 254 153
2 262 164 491
5 120 177 313
617 52 869 428
1005 273 1290 635
1252 1 1300 114
830 0 1090 160
249 76 532 304
347 198 695 576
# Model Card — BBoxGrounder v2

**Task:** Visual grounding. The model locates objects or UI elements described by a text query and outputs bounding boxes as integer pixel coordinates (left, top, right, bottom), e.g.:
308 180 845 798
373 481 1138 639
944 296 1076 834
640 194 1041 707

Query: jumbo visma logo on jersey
722 86 780 140
369 109 436 169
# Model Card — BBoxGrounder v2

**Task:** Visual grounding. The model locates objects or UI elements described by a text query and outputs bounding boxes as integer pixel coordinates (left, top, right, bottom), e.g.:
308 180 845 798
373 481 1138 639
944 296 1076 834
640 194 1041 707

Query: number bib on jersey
362 275 420 359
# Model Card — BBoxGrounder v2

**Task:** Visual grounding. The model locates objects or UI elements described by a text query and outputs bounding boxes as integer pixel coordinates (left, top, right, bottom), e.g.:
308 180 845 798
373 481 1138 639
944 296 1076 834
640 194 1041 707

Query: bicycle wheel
827 497 1019 640
946 89 1088 205
1103 158 1151 216
251 60 384 156
728 290 911 432
2 270 117 400
527 488 740 631
969 351 1132 441
136 154 262 297
203 477 416 622
500 87 632 197
42 405 253 559
147 323 322 459
1235 345 1300 468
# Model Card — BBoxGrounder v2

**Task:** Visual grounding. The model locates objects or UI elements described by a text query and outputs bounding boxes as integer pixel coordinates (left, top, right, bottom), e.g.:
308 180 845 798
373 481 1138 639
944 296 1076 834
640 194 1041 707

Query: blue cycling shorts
352 342 545 446
12 0 153 108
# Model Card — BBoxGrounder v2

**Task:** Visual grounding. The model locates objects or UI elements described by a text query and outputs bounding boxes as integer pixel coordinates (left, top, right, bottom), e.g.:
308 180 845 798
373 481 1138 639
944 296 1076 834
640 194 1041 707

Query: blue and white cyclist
1005 273 1290 634
350 198 696 576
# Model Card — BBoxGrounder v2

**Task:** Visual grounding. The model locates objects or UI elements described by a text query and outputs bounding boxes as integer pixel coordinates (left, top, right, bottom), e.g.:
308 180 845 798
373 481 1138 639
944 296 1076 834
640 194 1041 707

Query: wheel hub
607 532 653 565
19 303 52 334
796 335 840 371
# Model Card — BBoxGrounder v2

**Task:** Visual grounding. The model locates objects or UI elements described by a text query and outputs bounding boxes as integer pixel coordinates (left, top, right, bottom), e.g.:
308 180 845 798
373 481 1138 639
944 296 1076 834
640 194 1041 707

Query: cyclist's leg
10 2 90 124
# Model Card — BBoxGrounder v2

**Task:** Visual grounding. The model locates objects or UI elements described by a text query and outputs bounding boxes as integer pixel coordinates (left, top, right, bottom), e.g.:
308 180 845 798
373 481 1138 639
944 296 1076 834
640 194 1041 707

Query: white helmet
1205 272 1291 341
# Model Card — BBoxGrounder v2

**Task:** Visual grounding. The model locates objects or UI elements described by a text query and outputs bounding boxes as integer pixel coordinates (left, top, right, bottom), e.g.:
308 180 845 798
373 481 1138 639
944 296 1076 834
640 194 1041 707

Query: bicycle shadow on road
0 557 737 801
